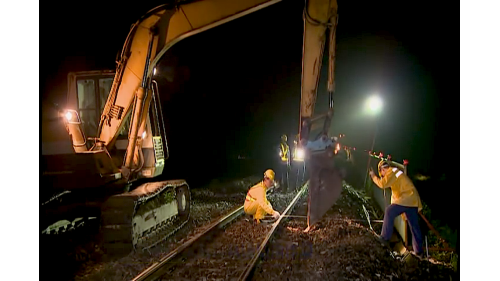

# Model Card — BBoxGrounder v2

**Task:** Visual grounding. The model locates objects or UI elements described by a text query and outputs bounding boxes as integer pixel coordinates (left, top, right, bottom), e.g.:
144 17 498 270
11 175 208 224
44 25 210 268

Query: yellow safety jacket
280 142 290 163
245 181 274 215
371 167 423 211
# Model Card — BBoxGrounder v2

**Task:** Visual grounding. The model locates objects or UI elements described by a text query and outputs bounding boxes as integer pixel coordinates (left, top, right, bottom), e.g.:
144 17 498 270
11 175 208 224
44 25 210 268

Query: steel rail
131 205 244 281
281 215 384 223
238 180 309 281
132 184 281 281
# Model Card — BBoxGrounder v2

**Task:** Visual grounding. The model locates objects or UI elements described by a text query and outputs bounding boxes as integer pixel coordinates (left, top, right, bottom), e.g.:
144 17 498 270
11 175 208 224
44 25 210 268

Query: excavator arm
300 0 338 144
100 0 289 179
98 0 287 147
299 0 343 230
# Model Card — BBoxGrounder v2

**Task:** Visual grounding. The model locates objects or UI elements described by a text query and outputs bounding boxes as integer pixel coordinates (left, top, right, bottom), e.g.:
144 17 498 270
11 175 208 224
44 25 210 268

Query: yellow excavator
41 0 342 255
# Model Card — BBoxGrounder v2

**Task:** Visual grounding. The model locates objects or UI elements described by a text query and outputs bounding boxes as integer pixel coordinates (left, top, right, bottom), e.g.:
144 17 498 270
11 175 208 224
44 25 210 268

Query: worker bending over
369 160 424 259
244 169 281 224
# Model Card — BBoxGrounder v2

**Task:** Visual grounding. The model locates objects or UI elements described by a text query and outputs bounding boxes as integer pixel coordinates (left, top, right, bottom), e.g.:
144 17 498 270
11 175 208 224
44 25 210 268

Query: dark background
40 0 458 228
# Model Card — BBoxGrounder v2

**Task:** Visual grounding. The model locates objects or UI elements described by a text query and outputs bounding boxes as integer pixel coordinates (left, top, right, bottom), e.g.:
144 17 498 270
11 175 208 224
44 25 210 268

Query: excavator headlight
65 111 72 121
63 109 80 123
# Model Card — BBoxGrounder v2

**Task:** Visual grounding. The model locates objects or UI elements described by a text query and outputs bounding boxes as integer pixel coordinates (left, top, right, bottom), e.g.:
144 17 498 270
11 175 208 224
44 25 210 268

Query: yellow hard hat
377 160 389 177
264 169 275 181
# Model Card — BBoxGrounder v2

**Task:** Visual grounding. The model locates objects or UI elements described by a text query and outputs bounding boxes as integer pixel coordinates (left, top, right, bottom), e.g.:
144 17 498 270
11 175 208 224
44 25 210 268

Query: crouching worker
244 169 281 224
369 160 424 259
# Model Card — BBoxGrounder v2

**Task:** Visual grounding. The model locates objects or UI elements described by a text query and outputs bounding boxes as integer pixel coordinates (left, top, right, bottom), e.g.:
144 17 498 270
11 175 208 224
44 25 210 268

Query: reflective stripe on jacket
371 167 423 211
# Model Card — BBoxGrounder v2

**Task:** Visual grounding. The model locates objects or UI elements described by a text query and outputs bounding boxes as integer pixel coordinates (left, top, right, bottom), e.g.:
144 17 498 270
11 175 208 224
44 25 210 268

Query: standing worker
369 160 424 259
244 169 281 224
277 134 291 192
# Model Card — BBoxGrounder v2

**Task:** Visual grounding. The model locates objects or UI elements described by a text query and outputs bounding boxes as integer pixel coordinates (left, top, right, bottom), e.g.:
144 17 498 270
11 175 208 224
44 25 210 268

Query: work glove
272 210 281 220
369 168 375 178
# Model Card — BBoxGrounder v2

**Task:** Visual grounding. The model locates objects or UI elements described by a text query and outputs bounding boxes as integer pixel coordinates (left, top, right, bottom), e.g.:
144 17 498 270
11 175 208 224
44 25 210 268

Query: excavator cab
66 71 131 173
67 71 116 143
64 70 169 180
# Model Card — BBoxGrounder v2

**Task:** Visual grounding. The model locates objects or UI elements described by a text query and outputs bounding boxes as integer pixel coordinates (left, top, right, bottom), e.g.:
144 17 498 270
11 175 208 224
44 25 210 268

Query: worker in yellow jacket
369 160 424 259
244 169 281 224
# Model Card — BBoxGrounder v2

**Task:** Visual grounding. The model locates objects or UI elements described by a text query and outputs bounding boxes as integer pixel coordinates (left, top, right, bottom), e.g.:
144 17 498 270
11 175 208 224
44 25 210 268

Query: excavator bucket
307 151 345 227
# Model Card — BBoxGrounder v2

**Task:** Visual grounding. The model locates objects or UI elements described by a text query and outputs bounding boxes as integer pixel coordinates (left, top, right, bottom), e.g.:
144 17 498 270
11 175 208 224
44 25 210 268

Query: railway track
131 180 457 281
132 182 309 281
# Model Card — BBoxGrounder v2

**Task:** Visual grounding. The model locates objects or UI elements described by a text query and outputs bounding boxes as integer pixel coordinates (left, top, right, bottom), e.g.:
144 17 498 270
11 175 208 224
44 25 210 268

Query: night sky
41 0 459 216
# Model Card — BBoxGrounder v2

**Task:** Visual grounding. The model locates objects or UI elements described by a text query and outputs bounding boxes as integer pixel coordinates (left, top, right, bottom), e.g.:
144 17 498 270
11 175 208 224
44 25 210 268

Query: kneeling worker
244 169 281 224
369 160 424 259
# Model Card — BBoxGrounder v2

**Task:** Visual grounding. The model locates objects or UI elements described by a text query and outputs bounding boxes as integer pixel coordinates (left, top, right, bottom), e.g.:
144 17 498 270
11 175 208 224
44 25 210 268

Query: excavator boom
300 0 338 142
98 0 284 151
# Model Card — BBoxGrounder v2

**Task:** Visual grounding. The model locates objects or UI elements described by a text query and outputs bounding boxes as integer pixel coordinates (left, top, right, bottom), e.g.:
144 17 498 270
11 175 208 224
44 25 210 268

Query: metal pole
363 121 378 190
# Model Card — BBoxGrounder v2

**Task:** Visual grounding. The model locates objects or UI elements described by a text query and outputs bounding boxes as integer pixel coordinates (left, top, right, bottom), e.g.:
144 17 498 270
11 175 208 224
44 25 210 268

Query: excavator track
100 179 190 255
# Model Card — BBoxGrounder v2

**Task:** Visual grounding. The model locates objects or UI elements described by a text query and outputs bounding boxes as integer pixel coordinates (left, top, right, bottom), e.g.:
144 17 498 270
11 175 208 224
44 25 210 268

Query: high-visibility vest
280 142 289 162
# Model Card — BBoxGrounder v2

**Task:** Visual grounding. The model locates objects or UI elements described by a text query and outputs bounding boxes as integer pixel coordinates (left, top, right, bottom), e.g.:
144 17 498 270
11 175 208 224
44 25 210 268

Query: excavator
41 0 342 255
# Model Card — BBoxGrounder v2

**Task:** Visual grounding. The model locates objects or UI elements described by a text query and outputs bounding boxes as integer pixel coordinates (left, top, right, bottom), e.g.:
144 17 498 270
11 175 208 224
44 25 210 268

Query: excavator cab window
77 79 97 139
98 78 112 112
75 77 114 141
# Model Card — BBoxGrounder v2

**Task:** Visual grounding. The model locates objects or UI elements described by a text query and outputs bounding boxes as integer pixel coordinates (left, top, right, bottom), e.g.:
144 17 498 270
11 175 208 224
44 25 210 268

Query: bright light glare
153 67 157 75
367 95 382 113
142 131 147 139
334 143 340 154
296 148 305 159
65 111 73 121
